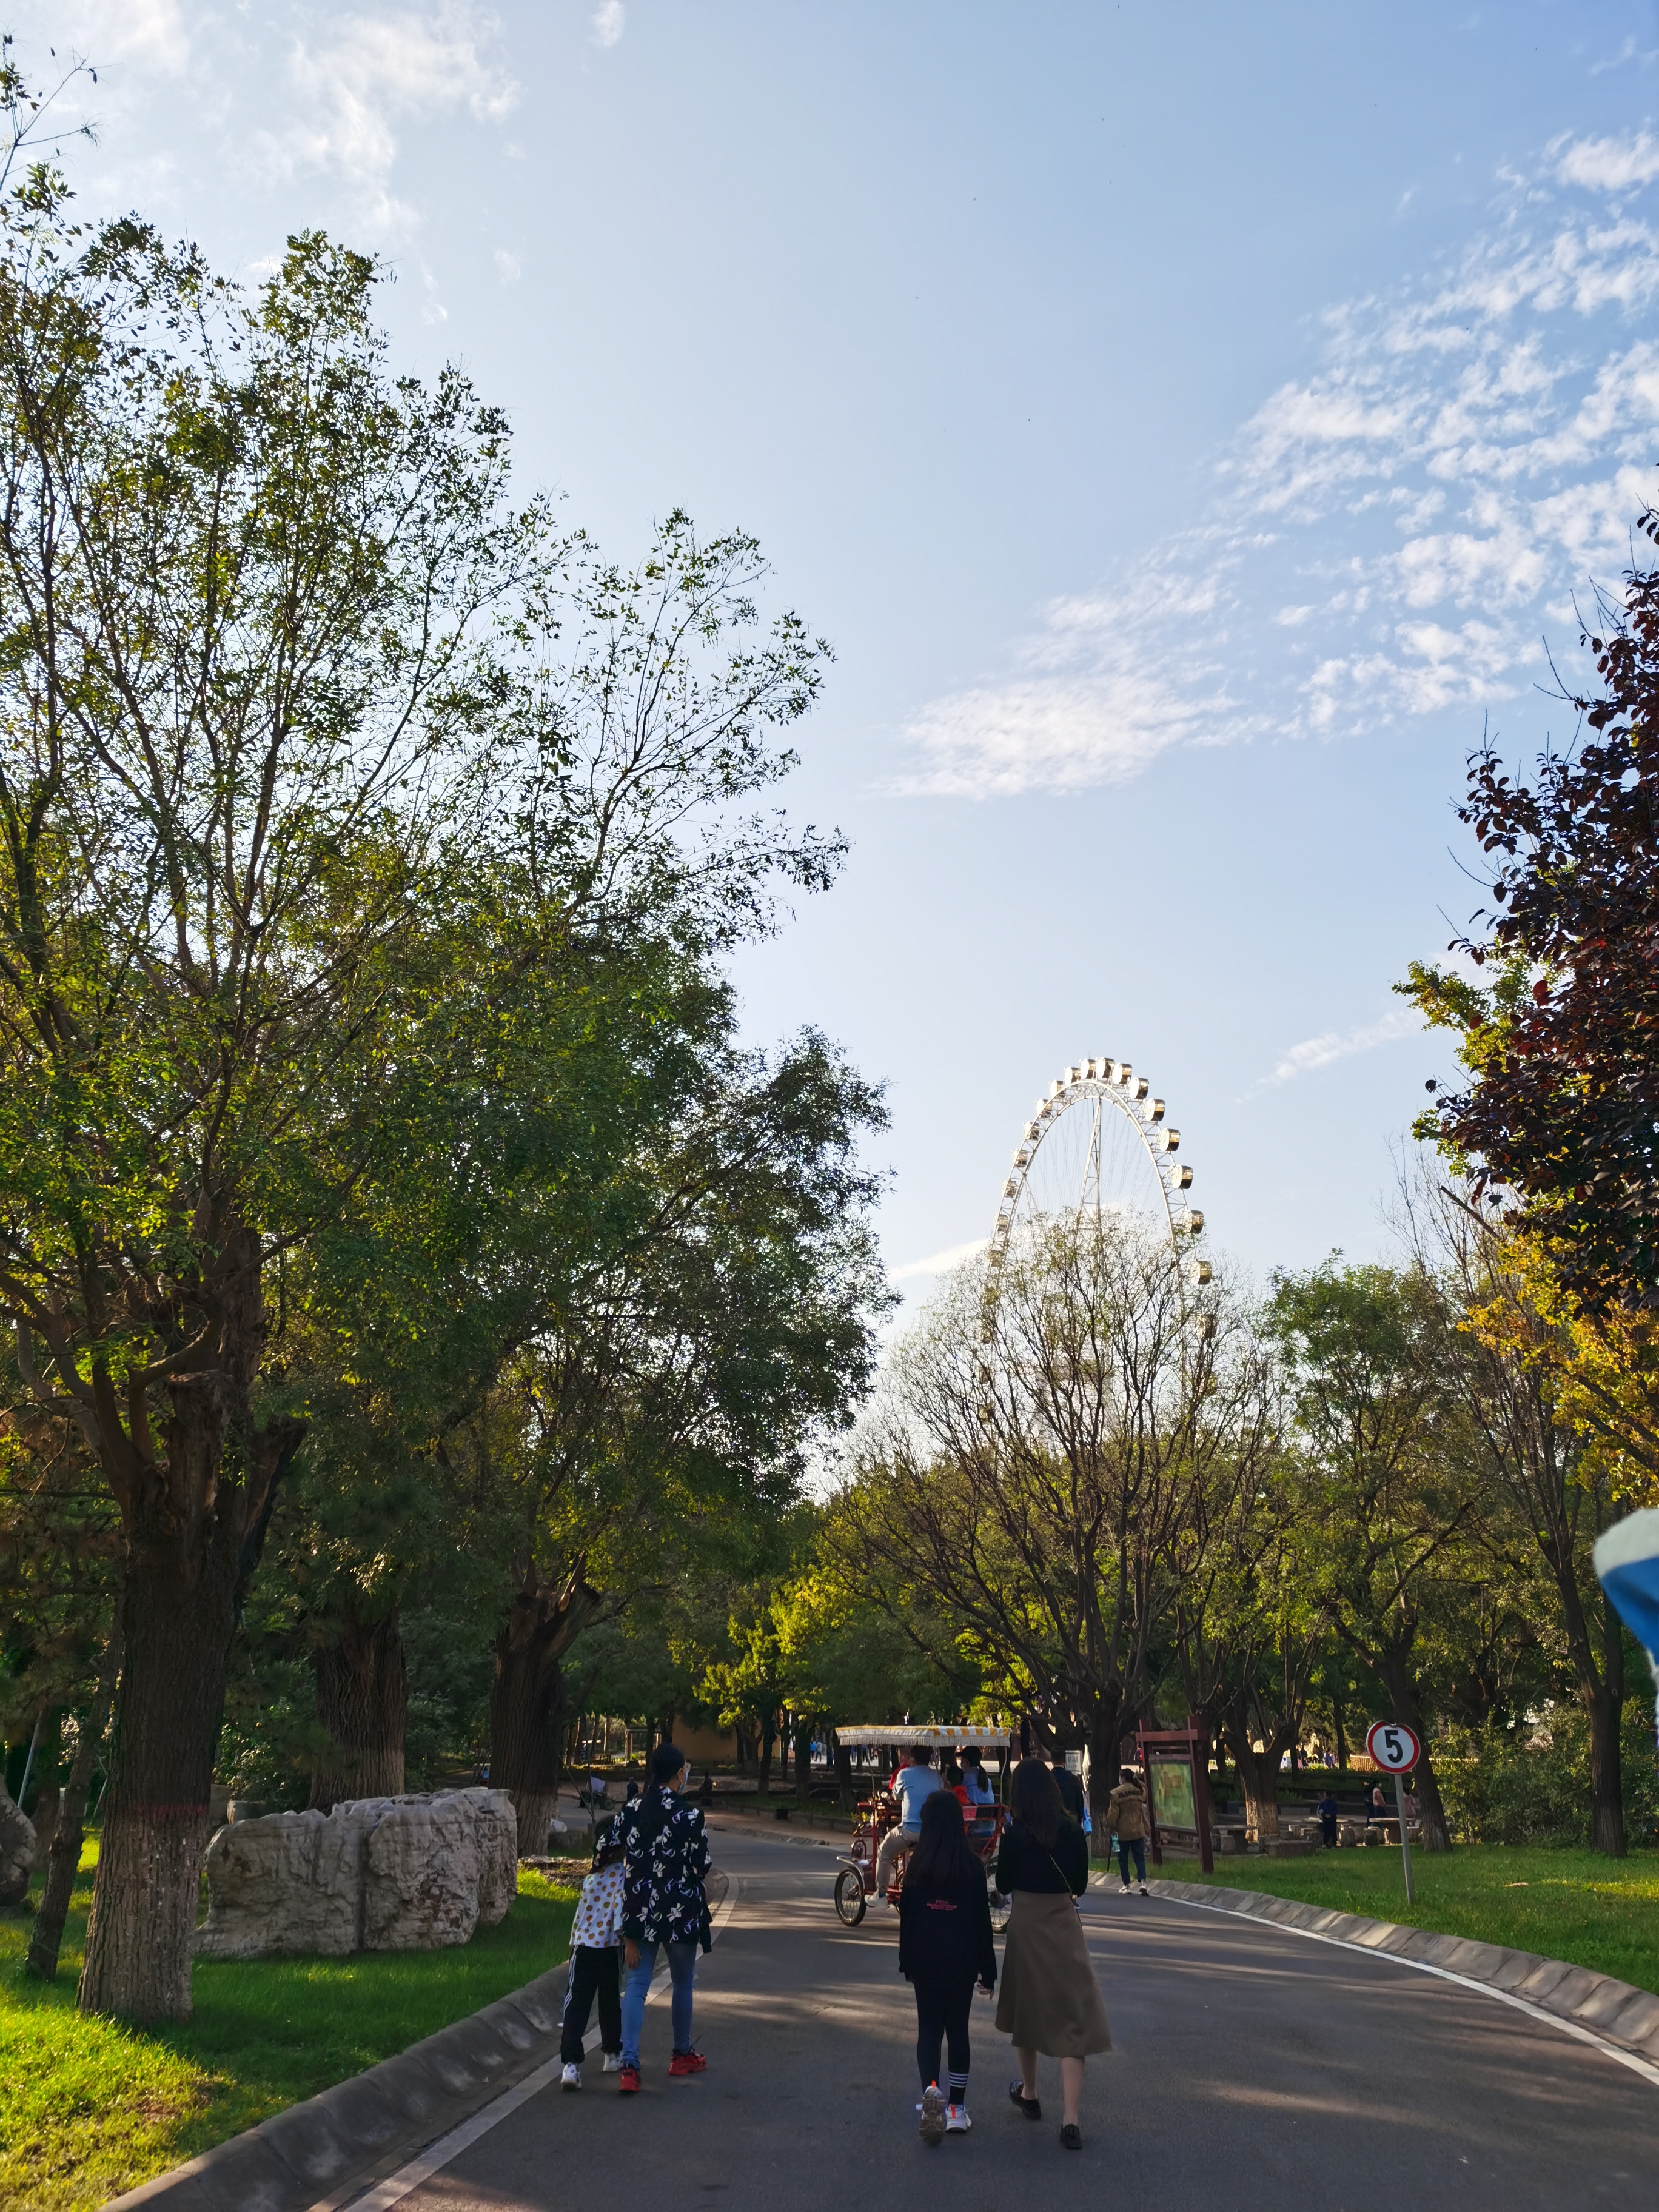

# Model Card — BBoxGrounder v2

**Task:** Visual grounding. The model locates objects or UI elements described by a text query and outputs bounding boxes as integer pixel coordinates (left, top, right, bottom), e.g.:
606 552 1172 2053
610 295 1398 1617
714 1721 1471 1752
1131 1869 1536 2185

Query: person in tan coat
1107 1771 1150 1894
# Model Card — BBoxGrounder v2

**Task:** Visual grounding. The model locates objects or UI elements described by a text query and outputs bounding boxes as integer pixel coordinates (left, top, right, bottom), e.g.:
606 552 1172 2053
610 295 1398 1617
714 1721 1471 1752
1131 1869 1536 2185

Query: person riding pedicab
875 1743 944 1902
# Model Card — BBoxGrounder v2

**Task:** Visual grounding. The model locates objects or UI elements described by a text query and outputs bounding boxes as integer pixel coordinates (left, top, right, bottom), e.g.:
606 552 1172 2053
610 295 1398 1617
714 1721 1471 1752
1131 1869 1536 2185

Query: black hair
961 1747 983 1769
1011 1755 1063 1849
942 1761 962 1788
910 1743 934 1765
905 1784 978 1893
650 1741 687 1785
637 1741 688 1846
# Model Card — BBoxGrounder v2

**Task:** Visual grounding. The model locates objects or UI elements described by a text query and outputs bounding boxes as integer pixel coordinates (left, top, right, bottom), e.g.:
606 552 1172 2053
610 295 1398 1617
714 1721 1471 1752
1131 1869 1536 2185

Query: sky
21 0 1659 1312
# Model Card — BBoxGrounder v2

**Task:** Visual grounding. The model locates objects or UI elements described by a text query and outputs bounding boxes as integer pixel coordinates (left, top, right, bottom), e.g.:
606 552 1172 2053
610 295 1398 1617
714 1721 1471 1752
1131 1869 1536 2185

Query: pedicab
831 1724 1014 1930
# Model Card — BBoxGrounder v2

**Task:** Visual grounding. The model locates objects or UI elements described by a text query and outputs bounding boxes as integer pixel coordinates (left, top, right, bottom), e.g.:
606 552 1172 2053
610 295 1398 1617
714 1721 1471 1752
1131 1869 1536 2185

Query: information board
1150 1754 1196 1832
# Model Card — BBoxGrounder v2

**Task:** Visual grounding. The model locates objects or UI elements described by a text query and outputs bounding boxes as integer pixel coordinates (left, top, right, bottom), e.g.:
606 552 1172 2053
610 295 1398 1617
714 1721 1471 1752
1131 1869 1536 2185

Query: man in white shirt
875 1744 943 1900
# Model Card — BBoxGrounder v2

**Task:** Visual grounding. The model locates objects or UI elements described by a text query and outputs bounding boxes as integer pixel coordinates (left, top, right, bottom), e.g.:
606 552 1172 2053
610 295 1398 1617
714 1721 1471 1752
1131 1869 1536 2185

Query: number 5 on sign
1365 1721 1421 1902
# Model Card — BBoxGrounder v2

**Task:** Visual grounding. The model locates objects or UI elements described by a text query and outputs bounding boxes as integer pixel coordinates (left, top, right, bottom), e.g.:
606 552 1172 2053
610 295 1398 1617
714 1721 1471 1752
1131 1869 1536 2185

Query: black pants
1118 1837 1147 1885
1320 1815 1338 1848
561 1943 621 2063
912 1969 975 2090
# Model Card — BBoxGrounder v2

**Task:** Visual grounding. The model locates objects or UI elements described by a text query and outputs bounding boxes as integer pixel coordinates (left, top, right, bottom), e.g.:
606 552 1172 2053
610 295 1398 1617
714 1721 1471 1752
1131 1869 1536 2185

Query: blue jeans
620 1938 697 2063
1117 1837 1147 1885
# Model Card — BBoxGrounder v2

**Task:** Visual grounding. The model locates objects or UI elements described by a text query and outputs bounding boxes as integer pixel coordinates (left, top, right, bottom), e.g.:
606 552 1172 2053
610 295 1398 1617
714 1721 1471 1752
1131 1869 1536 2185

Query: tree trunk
1085 1693 1124 1832
27 1709 62 1871
793 1715 812 1800
834 1737 853 1806
757 1715 776 1794
1333 1695 1349 1771
490 1573 600 1857
79 1497 241 2021
308 1605 407 1812
1224 1702 1285 1841
29 1635 121 1984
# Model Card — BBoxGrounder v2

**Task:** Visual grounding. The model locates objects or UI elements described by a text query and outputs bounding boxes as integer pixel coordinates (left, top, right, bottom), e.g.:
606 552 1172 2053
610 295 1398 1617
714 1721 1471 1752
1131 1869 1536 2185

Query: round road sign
1366 1720 1420 1772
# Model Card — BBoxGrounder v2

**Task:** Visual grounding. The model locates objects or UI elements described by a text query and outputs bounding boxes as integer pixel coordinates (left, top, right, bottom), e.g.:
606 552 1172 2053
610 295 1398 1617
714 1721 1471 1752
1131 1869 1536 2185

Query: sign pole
1393 1770 1415 1905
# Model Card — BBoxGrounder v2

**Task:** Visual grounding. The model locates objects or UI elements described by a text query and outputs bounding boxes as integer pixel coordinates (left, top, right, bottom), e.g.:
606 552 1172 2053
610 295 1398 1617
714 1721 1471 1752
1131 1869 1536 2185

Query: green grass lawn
1170 1842 1659 1996
0 1845 577 2212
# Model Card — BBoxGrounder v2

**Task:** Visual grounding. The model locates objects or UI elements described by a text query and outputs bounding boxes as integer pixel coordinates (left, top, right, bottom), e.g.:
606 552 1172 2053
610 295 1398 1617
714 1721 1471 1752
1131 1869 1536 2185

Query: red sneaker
618 2065 641 2094
668 2048 708 2076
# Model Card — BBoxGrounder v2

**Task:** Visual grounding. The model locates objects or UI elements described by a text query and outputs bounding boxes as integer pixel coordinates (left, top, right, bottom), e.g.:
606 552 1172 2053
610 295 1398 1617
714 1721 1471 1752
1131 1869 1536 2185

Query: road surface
366 1824 1659 2212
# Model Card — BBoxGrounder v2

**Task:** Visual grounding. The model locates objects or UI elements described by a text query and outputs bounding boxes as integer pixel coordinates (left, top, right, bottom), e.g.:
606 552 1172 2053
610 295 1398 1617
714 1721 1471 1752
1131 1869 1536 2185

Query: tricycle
830 1724 1013 1931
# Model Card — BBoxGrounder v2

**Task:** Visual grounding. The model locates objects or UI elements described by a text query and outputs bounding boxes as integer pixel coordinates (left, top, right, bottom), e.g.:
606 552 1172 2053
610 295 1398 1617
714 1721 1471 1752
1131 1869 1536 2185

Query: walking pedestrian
560 1831 627 2088
611 1741 711 2093
875 1743 944 1900
1106 1768 1151 1894
996 1757 1111 2150
1366 1781 1387 1826
899 1788 997 2142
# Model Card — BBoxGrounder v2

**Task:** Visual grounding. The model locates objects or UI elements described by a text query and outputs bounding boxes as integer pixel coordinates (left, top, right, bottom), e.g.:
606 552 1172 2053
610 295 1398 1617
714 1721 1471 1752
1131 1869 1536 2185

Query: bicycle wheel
834 1868 868 1926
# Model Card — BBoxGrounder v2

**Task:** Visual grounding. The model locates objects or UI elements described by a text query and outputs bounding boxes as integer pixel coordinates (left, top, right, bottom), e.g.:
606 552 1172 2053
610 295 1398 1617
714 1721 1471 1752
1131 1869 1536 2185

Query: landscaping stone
195 1786 518 1960
0 1789 36 1908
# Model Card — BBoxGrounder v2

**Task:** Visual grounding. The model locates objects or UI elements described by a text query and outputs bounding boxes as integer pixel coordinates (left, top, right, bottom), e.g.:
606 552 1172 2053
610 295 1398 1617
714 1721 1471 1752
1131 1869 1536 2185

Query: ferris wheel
982 1055 1212 1324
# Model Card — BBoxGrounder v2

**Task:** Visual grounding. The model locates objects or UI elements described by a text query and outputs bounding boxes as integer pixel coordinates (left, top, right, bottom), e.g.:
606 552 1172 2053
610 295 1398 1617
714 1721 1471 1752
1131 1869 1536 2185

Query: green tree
1266 1260 1475 1851
838 1216 1277 1825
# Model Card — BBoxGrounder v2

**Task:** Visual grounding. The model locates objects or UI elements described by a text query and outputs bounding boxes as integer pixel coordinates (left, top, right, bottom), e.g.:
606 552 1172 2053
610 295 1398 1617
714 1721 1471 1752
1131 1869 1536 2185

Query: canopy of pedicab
835 1724 1013 1748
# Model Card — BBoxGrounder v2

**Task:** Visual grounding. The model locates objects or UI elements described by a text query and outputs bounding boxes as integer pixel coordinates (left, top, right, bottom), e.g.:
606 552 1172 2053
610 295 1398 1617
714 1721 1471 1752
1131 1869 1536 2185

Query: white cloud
888 1237 988 1284
493 247 520 285
263 7 518 240
591 1 626 48
897 142 1659 798
1242 1007 1422 1099
1553 130 1659 195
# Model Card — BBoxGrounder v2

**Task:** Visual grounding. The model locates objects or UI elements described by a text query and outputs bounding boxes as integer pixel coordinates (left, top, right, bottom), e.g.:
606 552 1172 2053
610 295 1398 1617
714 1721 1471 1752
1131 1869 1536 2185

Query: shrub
1436 1697 1659 1846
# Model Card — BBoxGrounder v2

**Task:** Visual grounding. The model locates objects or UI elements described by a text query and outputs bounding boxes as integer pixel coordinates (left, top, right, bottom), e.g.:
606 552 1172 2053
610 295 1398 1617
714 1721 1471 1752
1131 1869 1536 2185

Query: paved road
381 1826 1659 2212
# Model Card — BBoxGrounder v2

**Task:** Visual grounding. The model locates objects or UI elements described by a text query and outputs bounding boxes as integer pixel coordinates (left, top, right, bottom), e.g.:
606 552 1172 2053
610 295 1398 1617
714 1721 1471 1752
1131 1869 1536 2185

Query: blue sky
27 0 1659 1306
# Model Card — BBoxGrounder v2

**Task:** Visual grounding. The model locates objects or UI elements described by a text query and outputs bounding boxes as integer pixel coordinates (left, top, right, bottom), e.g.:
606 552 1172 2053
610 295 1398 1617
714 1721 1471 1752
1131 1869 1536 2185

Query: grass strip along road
1176 1843 1659 1992
0 1844 578 2212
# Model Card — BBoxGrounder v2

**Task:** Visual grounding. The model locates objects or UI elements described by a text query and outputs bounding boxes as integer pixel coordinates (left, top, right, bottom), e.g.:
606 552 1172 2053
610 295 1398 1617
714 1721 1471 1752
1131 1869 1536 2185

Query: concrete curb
1144 1875 1659 2070
102 1960 573 2212
102 1869 732 2212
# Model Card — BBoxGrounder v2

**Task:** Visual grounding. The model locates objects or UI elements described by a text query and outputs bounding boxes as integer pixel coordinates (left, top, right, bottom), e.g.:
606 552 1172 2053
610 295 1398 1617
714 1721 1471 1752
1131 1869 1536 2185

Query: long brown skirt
994 1888 1112 2057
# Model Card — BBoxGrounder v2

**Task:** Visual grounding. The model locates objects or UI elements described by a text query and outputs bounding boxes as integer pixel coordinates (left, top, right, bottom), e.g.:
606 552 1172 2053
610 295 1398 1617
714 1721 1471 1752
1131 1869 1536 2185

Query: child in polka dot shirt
560 1832 627 2087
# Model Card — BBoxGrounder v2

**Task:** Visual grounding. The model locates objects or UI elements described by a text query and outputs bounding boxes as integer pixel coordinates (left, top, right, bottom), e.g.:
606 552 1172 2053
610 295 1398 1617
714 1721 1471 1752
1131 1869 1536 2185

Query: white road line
1155 1892 1659 2093
336 1879 745 2212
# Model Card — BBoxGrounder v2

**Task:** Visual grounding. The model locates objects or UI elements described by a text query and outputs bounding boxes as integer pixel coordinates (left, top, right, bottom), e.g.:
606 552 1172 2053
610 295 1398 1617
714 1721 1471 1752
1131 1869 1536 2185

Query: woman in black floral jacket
611 1741 711 2091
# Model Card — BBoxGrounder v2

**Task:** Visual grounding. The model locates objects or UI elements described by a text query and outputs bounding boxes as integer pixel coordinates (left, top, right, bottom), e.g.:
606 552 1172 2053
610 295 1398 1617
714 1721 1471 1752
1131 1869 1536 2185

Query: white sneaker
601 2053 625 2073
945 2104 971 2133
920 2082 946 2144
1139 1882 1150 1895
560 2063 581 2091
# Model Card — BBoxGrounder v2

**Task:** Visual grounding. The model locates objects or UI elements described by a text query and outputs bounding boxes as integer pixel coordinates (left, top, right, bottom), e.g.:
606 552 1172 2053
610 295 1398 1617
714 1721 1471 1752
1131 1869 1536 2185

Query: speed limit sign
1364 1722 1420 1903
1366 1721 1421 1772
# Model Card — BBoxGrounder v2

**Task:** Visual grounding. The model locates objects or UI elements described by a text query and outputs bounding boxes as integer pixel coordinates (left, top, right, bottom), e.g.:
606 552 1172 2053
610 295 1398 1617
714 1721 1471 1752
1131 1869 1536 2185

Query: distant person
900 1788 997 2141
611 1742 711 2093
876 1744 943 1899
1107 1769 1150 1895
960 1748 996 1834
1366 1781 1387 1826
560 1831 627 2088
1316 1787 1339 1849
996 1757 1110 2150
1051 1757 1086 1825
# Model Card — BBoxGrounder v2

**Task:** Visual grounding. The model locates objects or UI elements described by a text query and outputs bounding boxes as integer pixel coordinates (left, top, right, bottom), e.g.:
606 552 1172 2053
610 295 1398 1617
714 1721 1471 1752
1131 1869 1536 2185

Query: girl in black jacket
897 1788 997 2141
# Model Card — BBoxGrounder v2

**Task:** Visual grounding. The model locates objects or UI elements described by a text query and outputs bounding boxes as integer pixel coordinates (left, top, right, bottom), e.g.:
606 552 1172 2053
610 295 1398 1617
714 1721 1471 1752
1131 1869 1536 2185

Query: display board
1150 1754 1196 1833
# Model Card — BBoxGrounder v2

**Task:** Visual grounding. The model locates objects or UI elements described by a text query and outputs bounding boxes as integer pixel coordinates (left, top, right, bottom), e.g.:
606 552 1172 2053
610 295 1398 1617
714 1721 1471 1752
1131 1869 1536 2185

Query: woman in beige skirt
994 1757 1110 2148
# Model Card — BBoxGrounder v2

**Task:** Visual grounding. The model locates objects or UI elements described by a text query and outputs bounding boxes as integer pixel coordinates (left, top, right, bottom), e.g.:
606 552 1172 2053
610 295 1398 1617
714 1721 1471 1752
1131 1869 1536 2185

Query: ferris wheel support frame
981 1056 1212 1335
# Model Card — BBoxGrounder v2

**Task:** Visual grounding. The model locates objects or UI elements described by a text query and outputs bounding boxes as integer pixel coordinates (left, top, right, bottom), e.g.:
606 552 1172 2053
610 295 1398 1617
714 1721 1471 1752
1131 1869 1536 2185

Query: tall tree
1267 1261 1473 1851
1409 494 1659 1309
0 197 559 2017
839 1216 1276 1826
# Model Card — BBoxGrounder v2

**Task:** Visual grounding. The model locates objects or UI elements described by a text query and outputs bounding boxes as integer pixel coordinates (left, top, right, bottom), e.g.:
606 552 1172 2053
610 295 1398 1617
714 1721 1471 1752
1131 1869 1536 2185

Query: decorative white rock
195 1786 518 1959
